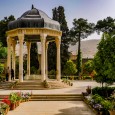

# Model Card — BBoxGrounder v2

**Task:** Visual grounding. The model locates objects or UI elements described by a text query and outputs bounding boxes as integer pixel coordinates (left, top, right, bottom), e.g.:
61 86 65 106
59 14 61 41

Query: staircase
30 94 83 101
0 82 13 89
13 80 45 90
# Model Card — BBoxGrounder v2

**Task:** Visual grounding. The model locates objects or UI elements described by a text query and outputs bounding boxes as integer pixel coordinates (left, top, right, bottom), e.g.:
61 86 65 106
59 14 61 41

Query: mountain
69 39 100 59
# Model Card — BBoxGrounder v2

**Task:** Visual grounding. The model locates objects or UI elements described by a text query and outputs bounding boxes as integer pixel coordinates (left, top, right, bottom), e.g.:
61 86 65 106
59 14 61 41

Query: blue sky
0 0 115 39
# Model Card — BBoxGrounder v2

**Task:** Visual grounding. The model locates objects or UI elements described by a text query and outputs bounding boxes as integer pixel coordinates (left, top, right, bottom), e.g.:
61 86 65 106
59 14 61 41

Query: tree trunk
77 32 81 78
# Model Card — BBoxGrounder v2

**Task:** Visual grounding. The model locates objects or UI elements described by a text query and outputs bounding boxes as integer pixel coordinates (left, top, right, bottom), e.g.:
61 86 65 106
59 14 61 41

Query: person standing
6 67 10 81
11 68 14 80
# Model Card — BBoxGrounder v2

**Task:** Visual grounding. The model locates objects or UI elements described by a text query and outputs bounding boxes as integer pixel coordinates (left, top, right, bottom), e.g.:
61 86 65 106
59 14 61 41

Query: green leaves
94 33 115 86
63 60 77 76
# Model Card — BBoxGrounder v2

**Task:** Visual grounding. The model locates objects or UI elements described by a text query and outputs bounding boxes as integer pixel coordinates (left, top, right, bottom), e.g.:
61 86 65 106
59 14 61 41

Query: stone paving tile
7 101 96 115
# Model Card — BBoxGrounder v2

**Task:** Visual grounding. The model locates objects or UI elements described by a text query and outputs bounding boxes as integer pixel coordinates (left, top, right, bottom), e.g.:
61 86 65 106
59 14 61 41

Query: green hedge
92 87 115 98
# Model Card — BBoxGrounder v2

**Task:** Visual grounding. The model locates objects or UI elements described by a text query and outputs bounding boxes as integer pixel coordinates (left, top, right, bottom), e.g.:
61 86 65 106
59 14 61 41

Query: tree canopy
0 42 7 59
83 60 94 74
48 6 71 71
70 18 95 76
95 17 115 34
93 33 115 86
0 15 15 47
63 60 77 76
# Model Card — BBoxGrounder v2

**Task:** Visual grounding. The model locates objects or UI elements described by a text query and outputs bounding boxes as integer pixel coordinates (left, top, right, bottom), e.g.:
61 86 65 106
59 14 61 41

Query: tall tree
30 43 39 70
0 42 7 59
95 17 115 34
0 15 15 47
48 6 70 71
93 33 115 87
70 18 95 77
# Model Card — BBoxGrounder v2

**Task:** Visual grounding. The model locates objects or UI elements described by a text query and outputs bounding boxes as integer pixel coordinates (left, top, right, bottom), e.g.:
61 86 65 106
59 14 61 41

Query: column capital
55 36 61 47
46 42 49 49
26 42 31 48
7 36 12 44
40 34 47 43
40 33 47 38
18 34 24 43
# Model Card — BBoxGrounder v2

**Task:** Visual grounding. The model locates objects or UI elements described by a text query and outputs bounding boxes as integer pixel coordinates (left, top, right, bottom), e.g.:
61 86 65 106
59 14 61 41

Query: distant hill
69 39 100 59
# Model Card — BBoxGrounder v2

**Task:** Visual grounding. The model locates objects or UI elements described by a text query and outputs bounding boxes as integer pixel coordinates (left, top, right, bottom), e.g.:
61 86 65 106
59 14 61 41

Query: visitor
23 69 25 80
5 67 10 81
11 68 14 80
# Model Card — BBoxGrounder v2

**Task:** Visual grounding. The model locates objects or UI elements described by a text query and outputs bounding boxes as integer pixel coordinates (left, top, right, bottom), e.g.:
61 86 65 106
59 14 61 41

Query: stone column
12 40 16 79
40 34 47 81
26 42 31 79
7 37 11 81
55 36 61 81
18 34 24 82
45 42 49 79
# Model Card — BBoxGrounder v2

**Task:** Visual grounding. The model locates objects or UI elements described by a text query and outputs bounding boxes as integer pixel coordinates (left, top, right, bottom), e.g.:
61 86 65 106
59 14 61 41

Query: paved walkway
7 101 96 115
1 81 100 115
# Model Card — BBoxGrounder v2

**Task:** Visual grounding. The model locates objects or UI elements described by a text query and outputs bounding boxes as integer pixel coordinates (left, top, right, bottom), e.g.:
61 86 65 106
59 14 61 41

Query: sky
0 0 115 40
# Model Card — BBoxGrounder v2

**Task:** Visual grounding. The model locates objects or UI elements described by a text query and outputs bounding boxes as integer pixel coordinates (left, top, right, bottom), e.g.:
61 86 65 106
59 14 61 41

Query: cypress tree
48 6 70 72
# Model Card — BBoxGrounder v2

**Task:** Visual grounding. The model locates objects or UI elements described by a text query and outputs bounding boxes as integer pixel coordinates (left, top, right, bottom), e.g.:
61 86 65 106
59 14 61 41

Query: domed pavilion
6 5 62 82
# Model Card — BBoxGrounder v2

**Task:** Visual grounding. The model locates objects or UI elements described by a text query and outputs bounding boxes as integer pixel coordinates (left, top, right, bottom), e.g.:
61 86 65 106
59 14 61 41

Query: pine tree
30 43 39 72
70 18 95 77
0 15 15 47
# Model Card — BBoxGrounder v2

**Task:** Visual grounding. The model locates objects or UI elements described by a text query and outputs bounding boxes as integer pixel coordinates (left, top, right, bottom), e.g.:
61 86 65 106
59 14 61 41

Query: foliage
92 87 115 98
0 42 7 59
30 66 38 74
93 33 115 86
70 18 95 77
30 43 39 71
101 100 112 110
92 94 104 103
48 69 56 75
0 63 4 74
43 80 50 88
9 93 17 103
63 60 77 76
62 79 73 86
95 17 115 34
76 51 82 76
48 6 71 71
83 60 94 74
0 15 15 47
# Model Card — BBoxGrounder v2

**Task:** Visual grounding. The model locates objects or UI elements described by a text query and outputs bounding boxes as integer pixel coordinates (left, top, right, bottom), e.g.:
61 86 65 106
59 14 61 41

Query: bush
30 66 38 74
92 87 115 98
92 94 104 103
48 70 56 75
82 76 92 80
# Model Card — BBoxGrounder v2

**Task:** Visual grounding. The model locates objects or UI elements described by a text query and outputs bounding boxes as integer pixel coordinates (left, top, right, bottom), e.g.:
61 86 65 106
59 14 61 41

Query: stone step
0 82 13 89
30 94 83 101
0 94 83 101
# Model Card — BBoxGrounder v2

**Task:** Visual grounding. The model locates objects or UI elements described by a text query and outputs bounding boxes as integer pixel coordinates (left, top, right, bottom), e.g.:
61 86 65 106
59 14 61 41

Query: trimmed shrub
92 87 115 98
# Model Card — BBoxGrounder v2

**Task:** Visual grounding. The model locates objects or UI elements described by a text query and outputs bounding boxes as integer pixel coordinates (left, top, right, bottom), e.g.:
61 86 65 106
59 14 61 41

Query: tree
0 42 7 59
0 15 15 47
83 60 94 74
63 60 77 76
70 18 95 77
48 6 71 71
95 17 115 34
93 33 115 87
0 63 4 74
30 43 39 70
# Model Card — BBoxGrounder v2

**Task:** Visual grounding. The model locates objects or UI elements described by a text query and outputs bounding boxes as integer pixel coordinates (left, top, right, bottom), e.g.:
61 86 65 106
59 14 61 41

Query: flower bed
0 92 31 114
83 87 115 115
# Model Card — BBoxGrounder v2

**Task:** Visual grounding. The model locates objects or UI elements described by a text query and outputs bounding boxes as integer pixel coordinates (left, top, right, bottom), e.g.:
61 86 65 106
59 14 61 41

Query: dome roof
8 5 60 31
